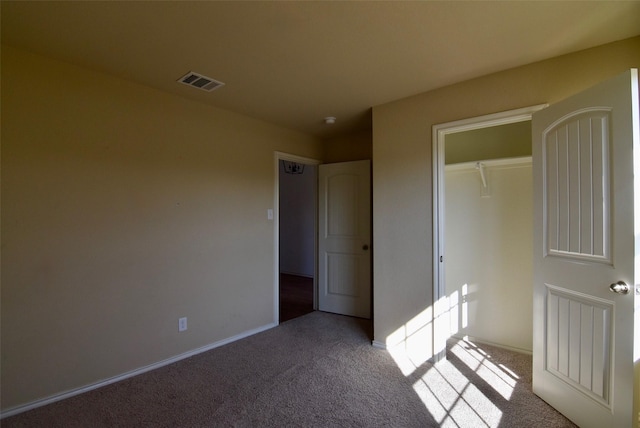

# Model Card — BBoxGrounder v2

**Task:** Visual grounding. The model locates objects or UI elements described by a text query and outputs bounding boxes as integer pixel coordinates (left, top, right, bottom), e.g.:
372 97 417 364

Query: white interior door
532 69 638 427
318 160 371 318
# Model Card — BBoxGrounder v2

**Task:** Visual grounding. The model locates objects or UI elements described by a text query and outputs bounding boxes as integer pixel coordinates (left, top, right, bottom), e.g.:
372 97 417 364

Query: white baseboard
0 322 278 419
450 334 532 355
371 340 387 349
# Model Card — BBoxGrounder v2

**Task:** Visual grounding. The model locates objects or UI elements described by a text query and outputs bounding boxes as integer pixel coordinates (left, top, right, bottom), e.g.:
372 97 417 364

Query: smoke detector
324 116 336 125
177 71 225 92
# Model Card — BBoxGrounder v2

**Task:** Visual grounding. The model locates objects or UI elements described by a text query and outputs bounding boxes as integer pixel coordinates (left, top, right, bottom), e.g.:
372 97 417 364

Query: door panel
318 160 371 318
532 70 638 428
544 284 613 406
543 109 610 263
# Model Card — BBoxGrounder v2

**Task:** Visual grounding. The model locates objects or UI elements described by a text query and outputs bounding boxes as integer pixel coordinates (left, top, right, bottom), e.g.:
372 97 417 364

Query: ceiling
2 1 639 139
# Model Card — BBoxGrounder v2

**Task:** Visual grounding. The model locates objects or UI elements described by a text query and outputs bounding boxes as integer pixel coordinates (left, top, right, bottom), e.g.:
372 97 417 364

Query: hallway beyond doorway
279 273 313 323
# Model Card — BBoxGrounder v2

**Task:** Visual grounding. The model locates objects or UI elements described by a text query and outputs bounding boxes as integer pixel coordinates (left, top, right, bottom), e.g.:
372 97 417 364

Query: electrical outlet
178 317 187 332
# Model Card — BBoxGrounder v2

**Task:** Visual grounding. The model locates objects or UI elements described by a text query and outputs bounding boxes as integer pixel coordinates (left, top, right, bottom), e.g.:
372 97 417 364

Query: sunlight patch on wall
461 284 469 329
449 290 460 334
386 307 434 376
448 284 471 338
434 295 451 356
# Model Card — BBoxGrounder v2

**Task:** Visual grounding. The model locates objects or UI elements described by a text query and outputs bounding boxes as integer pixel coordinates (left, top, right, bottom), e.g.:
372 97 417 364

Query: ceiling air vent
177 71 225 92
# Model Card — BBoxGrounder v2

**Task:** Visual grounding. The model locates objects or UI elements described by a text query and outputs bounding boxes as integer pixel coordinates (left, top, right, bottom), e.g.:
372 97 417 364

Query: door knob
609 281 630 295
362 244 369 251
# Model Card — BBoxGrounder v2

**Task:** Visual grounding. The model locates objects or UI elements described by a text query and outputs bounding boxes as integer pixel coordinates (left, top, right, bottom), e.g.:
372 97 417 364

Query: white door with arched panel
532 69 639 428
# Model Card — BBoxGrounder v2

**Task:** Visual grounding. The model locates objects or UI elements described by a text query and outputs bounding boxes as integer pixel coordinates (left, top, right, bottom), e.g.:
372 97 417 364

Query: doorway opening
431 105 546 360
274 152 321 324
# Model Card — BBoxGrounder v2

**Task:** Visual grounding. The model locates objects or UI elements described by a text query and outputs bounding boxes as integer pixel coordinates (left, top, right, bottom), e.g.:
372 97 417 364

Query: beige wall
323 129 372 163
372 37 640 358
445 121 531 164
1 45 322 410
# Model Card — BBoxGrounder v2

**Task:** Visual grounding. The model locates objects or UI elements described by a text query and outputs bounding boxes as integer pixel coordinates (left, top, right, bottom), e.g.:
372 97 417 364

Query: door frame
431 104 547 360
273 151 321 325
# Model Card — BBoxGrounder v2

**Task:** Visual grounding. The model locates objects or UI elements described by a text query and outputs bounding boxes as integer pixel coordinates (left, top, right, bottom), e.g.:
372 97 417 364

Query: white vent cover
177 71 225 92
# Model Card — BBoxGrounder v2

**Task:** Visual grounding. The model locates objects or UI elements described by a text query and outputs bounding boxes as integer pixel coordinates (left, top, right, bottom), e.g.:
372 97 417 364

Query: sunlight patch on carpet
390 338 525 427
450 340 517 400
412 360 503 427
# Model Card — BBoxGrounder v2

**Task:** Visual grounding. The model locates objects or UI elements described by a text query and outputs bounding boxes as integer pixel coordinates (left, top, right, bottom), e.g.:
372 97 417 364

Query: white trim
374 335 531 355
450 334 532 356
630 69 640 428
274 151 320 165
431 105 547 363
445 156 532 172
432 124 446 362
433 105 548 137
371 340 387 349
0 322 277 419
273 152 321 325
